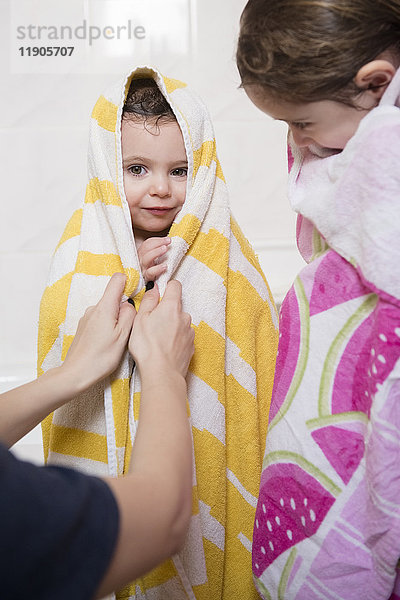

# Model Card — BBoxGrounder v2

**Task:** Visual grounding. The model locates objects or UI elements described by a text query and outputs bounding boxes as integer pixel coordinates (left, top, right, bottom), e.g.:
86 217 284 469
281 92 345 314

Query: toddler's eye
129 165 146 176
171 167 188 177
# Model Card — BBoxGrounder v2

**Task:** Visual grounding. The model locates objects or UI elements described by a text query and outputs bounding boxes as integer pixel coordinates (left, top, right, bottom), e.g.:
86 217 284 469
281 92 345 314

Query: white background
0 0 305 463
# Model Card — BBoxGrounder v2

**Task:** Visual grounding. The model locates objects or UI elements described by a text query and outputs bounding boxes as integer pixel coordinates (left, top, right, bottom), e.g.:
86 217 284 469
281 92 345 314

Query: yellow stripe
200 539 223 599
111 378 131 449
50 425 108 462
225 268 267 371
55 209 83 251
192 428 225 524
225 374 262 497
37 272 73 369
254 311 278 436
231 216 271 287
41 413 53 463
192 484 200 516
91 95 118 132
226 478 256 541
169 213 202 246
75 251 123 276
85 177 122 207
124 268 141 298
123 428 133 475
188 228 229 280
163 76 187 94
215 159 225 182
193 140 225 182
140 559 177 589
190 322 225 398
133 391 141 421
61 335 74 361
223 484 260 600
192 582 213 600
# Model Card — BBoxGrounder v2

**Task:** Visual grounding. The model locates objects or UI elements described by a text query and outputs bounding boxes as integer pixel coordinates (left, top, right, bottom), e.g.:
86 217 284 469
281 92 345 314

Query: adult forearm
96 365 192 598
0 366 82 448
131 367 192 505
128 363 192 545
0 274 134 449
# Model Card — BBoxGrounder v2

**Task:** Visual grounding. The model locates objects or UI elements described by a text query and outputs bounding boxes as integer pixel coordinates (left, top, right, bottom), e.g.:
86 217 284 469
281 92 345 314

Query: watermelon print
254 231 400 598
253 462 336 577
330 307 376 417
309 251 366 317
256 85 400 598
268 282 306 426
328 299 400 419
367 302 400 390
311 426 364 485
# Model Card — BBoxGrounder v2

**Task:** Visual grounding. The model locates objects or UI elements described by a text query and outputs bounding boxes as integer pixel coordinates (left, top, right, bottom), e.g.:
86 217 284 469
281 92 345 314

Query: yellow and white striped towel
37 66 278 600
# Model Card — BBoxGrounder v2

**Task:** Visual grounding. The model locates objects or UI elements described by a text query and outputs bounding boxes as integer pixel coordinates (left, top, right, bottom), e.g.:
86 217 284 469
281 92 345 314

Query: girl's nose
291 128 312 148
149 174 170 197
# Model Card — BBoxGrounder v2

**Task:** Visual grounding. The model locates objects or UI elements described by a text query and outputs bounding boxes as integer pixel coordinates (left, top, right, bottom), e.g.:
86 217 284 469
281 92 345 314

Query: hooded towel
253 68 400 600
37 66 278 600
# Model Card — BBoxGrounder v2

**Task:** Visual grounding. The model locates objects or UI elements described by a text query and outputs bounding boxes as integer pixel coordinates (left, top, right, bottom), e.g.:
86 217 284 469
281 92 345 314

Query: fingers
137 283 160 315
161 280 183 309
144 244 170 266
183 311 192 329
140 236 171 254
98 273 127 317
144 263 167 282
139 237 171 282
119 301 136 333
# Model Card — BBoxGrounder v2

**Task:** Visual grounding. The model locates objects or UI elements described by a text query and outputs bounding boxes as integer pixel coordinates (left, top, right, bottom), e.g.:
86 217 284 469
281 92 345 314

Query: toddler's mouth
145 207 173 215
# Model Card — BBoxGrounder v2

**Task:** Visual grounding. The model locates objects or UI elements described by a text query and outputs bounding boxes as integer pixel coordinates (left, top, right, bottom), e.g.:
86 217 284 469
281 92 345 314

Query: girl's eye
129 165 146 176
291 122 310 130
171 167 188 177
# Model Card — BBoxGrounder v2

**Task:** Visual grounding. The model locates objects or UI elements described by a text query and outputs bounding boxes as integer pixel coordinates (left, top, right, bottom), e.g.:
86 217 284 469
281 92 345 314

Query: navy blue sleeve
0 443 119 600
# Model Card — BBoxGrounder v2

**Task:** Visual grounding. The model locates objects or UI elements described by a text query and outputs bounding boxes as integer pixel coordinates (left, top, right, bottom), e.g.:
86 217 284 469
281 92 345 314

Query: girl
37 66 278 599
237 1 400 599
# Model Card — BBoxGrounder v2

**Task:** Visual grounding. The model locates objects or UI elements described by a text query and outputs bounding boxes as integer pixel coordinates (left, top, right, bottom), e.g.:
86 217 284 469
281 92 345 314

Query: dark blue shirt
0 443 119 599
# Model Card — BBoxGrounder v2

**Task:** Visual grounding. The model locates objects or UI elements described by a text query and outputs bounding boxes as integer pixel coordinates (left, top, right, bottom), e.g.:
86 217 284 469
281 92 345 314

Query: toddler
37 66 278 599
121 78 184 277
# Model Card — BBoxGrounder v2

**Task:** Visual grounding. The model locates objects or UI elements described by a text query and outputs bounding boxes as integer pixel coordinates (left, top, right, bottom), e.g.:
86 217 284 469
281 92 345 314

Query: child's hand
138 236 171 282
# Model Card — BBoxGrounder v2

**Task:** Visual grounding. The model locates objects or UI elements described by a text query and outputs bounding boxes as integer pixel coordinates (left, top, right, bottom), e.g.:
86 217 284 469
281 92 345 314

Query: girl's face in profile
245 85 374 152
121 118 188 243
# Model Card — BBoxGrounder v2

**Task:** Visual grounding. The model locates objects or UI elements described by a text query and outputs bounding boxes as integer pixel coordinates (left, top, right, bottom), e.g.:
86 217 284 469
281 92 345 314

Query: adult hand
129 281 194 379
62 273 135 390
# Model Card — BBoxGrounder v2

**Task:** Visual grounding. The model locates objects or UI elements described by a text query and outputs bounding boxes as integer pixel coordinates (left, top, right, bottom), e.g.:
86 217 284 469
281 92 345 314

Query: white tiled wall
1 0 304 463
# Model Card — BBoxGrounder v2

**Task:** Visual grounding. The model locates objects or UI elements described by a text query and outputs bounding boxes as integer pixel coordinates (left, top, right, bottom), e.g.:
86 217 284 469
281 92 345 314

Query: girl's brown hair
236 0 400 105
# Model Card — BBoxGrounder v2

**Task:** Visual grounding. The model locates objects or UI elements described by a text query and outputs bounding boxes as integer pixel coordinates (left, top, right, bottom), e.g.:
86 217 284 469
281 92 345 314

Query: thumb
118 301 135 334
99 273 127 317
137 283 160 315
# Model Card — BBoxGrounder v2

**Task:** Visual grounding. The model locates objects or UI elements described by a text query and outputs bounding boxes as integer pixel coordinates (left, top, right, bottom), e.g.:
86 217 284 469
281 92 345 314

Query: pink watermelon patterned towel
253 68 400 600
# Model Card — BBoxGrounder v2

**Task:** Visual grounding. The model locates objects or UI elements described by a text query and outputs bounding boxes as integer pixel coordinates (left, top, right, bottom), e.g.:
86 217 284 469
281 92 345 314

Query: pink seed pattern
253 463 335 577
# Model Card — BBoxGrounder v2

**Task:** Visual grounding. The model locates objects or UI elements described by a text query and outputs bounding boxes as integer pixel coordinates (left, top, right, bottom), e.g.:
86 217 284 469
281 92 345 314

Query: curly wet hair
123 77 176 125
236 0 400 105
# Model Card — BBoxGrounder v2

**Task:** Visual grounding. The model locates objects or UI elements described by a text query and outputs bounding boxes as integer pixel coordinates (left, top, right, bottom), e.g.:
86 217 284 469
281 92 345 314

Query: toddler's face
245 85 374 151
121 118 188 242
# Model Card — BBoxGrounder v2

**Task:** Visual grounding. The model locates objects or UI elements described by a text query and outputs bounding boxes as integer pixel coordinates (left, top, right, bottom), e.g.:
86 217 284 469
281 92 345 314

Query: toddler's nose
149 174 170 197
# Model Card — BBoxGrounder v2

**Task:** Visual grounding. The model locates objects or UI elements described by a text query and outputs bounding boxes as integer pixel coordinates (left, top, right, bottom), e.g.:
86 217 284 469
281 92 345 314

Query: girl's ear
354 59 396 100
